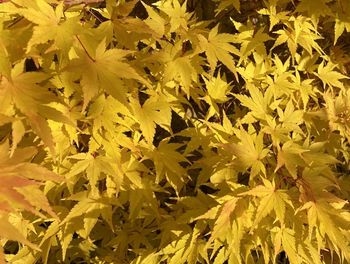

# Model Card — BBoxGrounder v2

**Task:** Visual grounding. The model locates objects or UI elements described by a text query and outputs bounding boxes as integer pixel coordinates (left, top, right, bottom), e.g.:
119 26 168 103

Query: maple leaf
13 0 81 53
324 90 350 141
258 5 290 31
232 21 271 63
143 2 166 38
222 129 269 179
68 38 150 111
0 65 50 115
296 0 332 25
202 74 231 119
0 63 62 154
279 228 304 264
155 0 192 32
204 74 231 103
277 100 304 132
164 55 198 96
47 190 120 260
214 0 240 14
0 141 63 261
0 214 41 252
275 141 308 178
0 141 63 218
197 25 239 74
66 153 122 195
239 179 292 227
150 140 188 194
300 201 350 260
315 61 349 89
273 16 323 57
234 84 274 121
333 0 350 44
157 40 199 96
130 94 172 145
208 197 238 243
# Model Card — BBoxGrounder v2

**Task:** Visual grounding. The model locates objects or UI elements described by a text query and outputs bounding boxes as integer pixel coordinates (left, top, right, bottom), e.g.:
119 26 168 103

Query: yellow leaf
223 130 268 178
143 2 165 37
334 6 350 45
258 6 290 31
156 0 190 32
0 67 58 155
150 140 188 193
164 55 198 96
296 0 332 25
204 74 231 103
70 38 150 111
239 179 291 225
316 61 349 89
10 119 25 157
0 214 40 251
17 0 81 52
131 94 171 145
234 84 273 120
215 0 240 14
281 228 303 264
198 25 239 74
275 141 308 178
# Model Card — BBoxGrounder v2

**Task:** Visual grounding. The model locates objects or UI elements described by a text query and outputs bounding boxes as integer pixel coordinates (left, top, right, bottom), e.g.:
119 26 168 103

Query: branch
63 0 104 5
0 0 105 4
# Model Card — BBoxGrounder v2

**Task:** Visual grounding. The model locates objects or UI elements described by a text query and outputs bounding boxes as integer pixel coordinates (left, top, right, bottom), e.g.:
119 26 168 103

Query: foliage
0 0 350 263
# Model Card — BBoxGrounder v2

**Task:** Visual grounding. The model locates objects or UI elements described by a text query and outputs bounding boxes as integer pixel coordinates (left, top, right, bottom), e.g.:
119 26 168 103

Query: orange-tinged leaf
16 185 58 218
0 141 63 220
209 197 238 243
12 163 63 182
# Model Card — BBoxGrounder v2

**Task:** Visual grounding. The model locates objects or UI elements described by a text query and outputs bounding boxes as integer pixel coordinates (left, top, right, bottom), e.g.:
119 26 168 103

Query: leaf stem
75 35 95 62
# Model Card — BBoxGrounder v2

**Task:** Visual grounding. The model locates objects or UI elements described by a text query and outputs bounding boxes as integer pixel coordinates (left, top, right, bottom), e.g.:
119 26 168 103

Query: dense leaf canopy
0 0 350 263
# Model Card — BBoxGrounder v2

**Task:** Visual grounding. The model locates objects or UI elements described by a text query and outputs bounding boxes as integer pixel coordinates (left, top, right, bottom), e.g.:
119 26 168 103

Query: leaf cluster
0 0 350 263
